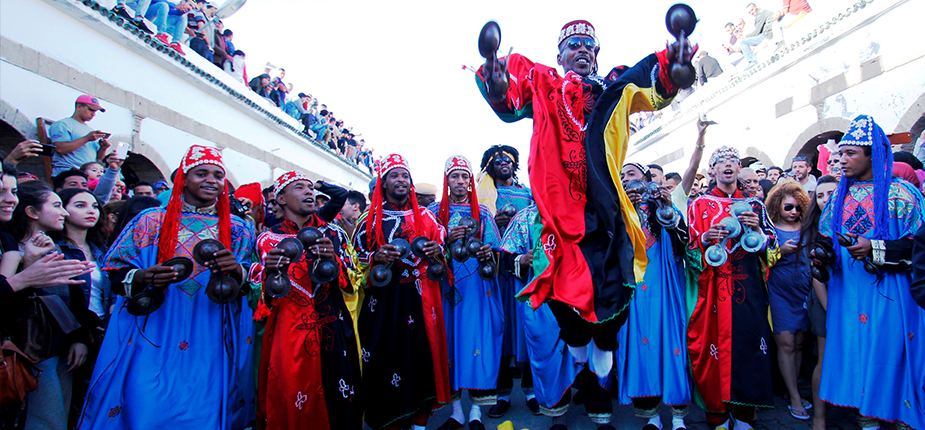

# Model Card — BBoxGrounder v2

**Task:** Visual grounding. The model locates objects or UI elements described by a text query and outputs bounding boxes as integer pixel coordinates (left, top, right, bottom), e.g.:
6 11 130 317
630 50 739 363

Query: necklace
561 72 607 132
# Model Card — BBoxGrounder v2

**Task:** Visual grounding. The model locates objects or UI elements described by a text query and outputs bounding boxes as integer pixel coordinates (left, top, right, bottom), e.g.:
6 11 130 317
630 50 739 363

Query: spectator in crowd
309 109 330 142
106 196 162 246
112 0 153 33
663 172 682 192
131 181 155 197
249 73 272 99
80 161 105 189
757 178 774 200
2 181 98 430
3 139 45 168
110 179 126 202
211 20 230 69
803 174 836 430
791 155 816 193
764 181 813 421
739 167 761 196
148 0 192 55
225 50 247 84
776 0 813 27
741 2 776 69
751 162 767 179
284 93 314 132
415 182 438 208
54 155 123 204
54 188 113 425
315 193 329 209
153 180 169 195
49 95 110 176
722 21 745 67
222 29 235 59
647 163 665 184
100 199 125 246
269 68 288 108
696 50 723 86
232 182 265 231
333 190 367 238
767 165 784 183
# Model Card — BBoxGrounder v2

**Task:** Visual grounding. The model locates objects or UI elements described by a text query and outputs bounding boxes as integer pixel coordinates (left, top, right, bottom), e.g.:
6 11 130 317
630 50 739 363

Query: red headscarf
438 155 481 238
157 145 232 264
893 161 920 187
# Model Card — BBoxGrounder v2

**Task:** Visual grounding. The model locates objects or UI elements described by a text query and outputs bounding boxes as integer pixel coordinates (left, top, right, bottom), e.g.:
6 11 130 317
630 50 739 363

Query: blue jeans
740 35 766 64
123 0 150 18
166 13 187 43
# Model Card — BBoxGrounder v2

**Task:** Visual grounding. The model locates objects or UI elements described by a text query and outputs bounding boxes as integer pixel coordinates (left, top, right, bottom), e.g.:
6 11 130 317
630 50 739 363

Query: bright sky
224 0 774 188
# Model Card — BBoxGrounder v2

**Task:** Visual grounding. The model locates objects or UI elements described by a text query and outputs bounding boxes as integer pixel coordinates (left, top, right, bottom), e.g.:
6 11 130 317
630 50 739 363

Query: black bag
13 295 80 363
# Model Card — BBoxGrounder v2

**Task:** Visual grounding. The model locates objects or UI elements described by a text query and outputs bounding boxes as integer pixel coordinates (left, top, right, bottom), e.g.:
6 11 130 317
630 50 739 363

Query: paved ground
423 379 883 430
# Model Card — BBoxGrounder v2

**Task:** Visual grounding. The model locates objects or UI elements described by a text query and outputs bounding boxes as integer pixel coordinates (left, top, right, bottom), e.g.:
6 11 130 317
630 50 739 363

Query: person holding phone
49 95 111 176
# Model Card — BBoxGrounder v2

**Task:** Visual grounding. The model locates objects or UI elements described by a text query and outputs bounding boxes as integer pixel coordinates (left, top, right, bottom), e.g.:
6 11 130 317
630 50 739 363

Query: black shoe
526 398 541 415
642 425 660 430
597 425 616 430
111 5 133 21
469 420 486 430
549 425 568 430
435 418 463 430
487 399 510 418
132 18 153 34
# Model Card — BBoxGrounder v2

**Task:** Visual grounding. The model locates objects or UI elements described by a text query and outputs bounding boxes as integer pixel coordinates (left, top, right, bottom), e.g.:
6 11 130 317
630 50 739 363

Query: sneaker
435 418 463 430
169 42 186 56
154 33 170 45
468 421 486 430
487 399 510 418
527 398 541 415
132 18 153 34
111 5 133 21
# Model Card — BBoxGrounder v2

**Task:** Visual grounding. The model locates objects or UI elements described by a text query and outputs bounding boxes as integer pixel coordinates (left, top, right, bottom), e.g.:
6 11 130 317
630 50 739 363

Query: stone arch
895 90 925 149
784 117 853 172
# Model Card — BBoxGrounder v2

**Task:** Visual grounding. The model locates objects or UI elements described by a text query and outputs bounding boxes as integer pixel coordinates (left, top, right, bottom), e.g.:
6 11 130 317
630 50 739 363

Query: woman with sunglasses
764 181 813 421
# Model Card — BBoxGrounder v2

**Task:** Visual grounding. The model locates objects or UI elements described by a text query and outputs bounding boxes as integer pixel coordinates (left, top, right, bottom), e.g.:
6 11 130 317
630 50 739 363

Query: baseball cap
76 95 106 112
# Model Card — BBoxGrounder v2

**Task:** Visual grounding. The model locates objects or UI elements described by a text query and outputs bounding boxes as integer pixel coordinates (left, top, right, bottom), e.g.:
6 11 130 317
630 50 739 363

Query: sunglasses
783 204 802 213
493 156 513 166
564 36 598 51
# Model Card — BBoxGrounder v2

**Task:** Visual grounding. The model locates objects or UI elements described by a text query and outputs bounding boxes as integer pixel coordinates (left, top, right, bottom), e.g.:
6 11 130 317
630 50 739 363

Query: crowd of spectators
110 0 372 172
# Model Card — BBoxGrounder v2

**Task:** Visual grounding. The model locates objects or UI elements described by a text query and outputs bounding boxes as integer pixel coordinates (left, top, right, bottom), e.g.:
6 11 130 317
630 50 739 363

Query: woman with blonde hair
764 181 813 421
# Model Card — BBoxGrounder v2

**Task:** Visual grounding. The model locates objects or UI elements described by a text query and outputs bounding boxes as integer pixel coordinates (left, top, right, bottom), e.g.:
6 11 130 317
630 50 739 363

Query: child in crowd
81 161 105 190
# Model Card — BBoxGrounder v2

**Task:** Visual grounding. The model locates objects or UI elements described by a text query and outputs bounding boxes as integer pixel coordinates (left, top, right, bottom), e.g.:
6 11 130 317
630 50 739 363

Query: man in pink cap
49 95 111 176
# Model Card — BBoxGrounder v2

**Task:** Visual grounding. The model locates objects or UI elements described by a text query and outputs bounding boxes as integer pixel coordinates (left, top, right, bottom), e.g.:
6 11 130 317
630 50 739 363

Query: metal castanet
665 3 698 89
193 239 241 305
411 236 447 282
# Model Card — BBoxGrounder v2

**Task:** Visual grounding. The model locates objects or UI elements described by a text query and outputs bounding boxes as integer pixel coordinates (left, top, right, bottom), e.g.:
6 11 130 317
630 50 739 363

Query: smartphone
114 141 130 159
39 144 56 157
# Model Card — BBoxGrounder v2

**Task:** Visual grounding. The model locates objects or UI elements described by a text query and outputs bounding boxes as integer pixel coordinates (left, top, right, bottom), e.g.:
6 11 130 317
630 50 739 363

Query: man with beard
687 146 777 430
429 156 503 430
248 171 361 430
353 154 451 430
618 163 692 430
818 115 925 430
476 19 694 386
475 145 535 418
791 155 817 193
